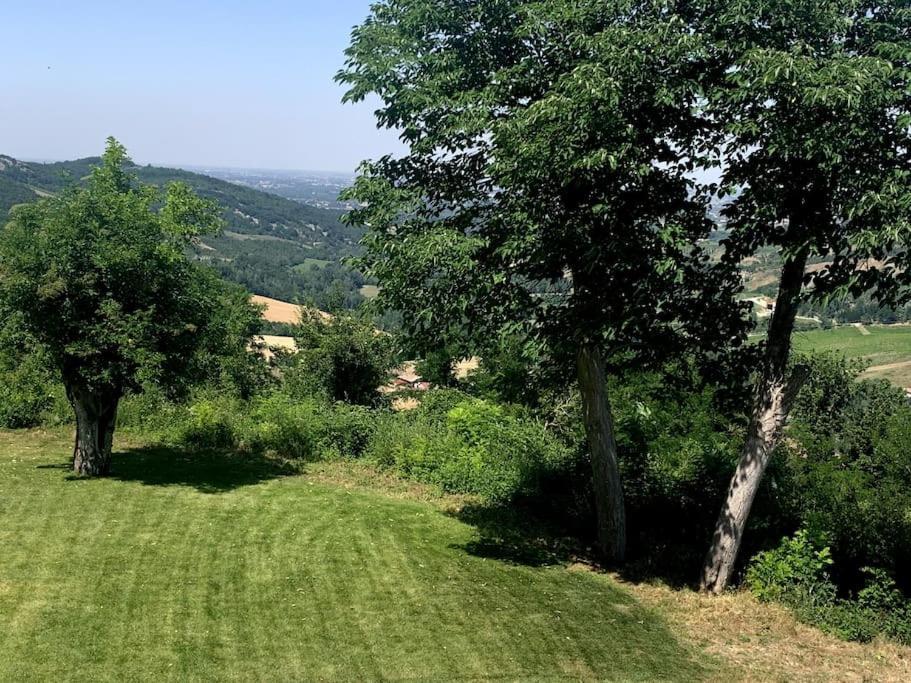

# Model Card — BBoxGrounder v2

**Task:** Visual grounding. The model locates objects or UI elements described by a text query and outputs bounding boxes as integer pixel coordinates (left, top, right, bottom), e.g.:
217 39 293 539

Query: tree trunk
700 252 809 593
67 383 120 477
576 344 626 564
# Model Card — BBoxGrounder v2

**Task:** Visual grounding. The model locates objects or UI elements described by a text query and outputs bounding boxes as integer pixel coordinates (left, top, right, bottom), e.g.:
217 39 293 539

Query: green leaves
339 0 746 370
0 139 233 396
707 0 911 304
160 182 223 242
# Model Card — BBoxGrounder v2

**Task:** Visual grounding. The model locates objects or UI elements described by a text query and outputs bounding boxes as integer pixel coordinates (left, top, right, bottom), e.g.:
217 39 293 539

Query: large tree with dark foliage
697 0 911 593
338 0 745 563
0 139 237 476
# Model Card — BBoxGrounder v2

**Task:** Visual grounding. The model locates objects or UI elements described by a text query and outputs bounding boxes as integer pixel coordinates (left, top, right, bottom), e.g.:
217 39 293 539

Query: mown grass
792 325 911 386
0 430 718 682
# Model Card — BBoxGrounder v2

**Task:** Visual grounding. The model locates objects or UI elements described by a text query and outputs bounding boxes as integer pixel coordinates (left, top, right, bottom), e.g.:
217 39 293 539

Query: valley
0 155 367 309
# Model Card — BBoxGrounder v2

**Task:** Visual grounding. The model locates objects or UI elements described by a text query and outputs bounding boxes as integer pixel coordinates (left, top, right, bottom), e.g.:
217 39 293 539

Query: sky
0 1 405 172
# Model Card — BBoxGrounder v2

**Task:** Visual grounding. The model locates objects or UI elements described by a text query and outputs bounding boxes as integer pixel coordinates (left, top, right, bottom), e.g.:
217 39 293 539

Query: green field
292 257 332 272
792 324 911 387
0 430 716 682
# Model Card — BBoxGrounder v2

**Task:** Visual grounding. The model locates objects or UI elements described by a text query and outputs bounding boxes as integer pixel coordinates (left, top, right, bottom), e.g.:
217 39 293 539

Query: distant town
180 165 356 210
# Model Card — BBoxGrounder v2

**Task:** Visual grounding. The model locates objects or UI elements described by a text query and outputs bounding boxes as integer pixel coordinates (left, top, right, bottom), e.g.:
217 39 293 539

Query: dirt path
863 359 911 375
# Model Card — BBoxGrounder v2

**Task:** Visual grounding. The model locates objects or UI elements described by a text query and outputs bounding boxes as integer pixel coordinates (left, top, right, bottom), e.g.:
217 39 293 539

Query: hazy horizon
0 1 405 173
9 155 357 178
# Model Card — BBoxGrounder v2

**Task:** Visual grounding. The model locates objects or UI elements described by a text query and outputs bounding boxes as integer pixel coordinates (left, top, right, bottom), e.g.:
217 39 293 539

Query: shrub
746 532 911 645
365 395 572 503
285 309 397 405
181 397 238 448
0 349 69 429
241 394 322 459
317 402 376 458
745 529 834 603
120 389 379 463
786 356 911 589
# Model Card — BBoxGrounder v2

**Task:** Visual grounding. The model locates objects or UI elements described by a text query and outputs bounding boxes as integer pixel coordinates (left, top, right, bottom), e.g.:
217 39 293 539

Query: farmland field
359 284 380 299
792 325 911 387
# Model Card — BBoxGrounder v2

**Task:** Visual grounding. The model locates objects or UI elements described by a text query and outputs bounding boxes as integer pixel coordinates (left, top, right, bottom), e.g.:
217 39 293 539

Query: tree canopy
339 0 747 561
696 0 911 592
0 138 247 475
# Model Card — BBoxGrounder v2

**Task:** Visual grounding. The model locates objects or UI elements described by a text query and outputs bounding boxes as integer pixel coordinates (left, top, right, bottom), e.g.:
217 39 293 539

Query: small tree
289 308 396 405
698 0 911 592
339 0 745 562
0 139 224 476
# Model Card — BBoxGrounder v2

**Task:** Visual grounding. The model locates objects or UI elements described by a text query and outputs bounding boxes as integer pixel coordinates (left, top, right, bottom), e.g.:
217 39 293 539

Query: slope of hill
3 428 909 681
0 155 367 308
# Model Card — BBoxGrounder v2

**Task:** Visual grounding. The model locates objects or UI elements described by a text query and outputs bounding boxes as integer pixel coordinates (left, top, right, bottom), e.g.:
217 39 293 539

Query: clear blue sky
0 1 404 172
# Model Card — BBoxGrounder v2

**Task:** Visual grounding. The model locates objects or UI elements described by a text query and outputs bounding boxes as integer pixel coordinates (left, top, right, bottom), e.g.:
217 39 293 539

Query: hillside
3 428 910 681
0 155 366 308
793 324 911 389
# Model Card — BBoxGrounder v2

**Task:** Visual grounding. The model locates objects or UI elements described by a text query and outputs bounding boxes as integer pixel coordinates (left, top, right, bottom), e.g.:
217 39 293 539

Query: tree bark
700 252 809 593
67 383 121 477
576 344 626 564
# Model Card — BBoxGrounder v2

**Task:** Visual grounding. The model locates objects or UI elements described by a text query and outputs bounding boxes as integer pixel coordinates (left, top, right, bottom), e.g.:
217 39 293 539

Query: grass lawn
791 324 911 387
0 430 717 682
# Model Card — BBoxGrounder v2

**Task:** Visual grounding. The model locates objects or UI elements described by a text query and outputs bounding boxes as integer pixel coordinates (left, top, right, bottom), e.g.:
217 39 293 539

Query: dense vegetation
3 0 911 675
0 154 368 308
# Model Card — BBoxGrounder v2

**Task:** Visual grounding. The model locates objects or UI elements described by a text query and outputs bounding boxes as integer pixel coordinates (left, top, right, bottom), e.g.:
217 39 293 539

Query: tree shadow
103 444 298 493
447 501 592 569
449 500 709 589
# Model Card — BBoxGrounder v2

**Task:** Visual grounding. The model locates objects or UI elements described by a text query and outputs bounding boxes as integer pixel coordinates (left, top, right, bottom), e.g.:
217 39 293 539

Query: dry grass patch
622 579 911 682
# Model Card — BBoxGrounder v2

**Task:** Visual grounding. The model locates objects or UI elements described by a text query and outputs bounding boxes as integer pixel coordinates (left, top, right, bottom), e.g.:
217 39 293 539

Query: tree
0 139 226 476
287 308 397 405
339 0 745 562
698 0 911 592
415 343 462 388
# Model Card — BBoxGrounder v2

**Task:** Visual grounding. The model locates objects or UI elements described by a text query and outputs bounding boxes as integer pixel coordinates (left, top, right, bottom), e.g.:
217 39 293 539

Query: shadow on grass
448 502 590 569
104 444 297 493
449 502 701 588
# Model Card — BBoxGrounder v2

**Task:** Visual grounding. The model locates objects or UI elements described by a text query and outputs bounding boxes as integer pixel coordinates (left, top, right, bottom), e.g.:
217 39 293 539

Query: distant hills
0 155 368 309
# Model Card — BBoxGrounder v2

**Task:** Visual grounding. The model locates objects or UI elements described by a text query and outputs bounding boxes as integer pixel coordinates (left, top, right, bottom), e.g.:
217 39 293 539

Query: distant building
392 367 428 391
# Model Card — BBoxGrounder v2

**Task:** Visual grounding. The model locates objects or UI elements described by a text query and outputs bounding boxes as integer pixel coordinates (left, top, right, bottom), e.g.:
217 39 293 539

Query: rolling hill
0 155 367 309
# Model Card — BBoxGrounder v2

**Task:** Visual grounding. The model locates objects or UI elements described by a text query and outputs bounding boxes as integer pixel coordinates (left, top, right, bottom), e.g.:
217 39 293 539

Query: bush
745 529 834 603
0 371 69 429
284 309 397 405
365 395 572 503
0 348 70 429
120 389 379 463
786 355 911 589
241 394 322 459
746 532 911 645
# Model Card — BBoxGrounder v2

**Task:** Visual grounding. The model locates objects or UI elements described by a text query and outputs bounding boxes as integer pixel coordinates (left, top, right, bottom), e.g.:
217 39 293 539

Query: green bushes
745 530 834 603
120 387 569 504
120 390 377 463
747 532 911 645
283 309 396 405
243 394 375 460
366 395 572 503
785 356 911 589
0 355 70 429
